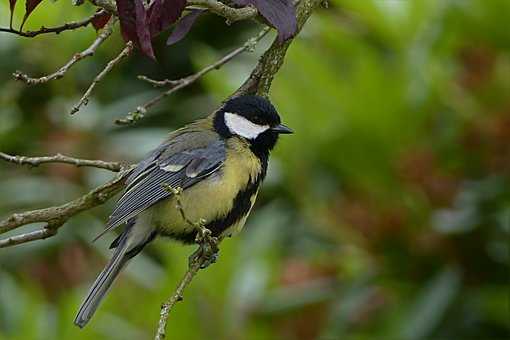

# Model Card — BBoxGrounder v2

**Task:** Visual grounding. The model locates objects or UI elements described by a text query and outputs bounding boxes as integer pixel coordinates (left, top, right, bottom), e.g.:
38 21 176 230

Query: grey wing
96 139 225 239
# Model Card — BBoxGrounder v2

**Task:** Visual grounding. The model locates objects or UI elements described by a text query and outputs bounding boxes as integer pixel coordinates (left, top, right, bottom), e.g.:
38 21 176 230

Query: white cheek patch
224 112 269 139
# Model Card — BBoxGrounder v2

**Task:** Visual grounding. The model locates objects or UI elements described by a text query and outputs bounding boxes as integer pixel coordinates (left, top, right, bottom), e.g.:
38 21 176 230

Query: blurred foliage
1 0 509 339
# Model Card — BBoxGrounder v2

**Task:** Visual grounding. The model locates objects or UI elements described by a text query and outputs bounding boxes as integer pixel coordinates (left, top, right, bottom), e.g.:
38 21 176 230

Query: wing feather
95 136 225 240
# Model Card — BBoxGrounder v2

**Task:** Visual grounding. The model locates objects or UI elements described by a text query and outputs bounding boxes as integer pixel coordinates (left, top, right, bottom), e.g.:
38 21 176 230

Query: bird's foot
188 225 219 269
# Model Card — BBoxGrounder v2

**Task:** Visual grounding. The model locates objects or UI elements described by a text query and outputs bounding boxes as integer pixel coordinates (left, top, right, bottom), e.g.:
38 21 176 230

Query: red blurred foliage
274 259 336 340
347 286 388 327
336 195 407 242
23 243 93 299
398 148 460 206
458 45 496 89
279 258 337 286
462 112 510 174
276 304 326 340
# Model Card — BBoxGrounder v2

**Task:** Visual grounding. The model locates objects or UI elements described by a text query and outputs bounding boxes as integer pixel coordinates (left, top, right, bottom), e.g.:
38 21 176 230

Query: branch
115 26 271 125
187 0 258 23
235 0 324 97
155 185 219 340
0 228 57 248
0 167 131 248
88 0 118 14
0 11 107 38
12 17 117 85
0 152 123 171
84 0 257 21
70 42 134 115
154 249 212 340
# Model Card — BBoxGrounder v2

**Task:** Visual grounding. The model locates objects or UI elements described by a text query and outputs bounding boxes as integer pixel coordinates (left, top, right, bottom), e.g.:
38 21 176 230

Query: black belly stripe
169 158 268 244
206 176 262 236
206 151 268 238
167 175 264 244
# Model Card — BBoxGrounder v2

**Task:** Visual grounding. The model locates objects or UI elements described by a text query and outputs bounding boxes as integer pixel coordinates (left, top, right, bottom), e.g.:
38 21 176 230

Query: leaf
233 0 297 41
9 0 16 28
135 0 155 59
20 0 44 30
400 267 461 340
117 0 155 59
117 0 138 43
148 0 187 37
91 11 112 31
117 0 186 59
166 9 205 45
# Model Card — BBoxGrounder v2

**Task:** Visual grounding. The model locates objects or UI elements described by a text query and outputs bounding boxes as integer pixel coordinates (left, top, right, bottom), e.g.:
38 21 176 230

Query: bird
74 95 292 328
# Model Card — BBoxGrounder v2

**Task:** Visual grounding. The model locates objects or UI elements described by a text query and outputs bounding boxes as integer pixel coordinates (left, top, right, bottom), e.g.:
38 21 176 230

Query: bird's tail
74 235 131 328
74 220 156 328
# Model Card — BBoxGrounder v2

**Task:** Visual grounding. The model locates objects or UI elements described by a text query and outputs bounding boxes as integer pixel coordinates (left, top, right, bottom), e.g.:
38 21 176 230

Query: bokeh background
1 0 509 339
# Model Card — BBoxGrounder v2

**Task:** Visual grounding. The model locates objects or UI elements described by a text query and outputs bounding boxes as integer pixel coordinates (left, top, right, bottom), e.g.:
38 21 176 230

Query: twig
155 253 206 340
137 76 184 88
155 184 218 340
0 167 132 247
88 0 118 14
70 42 134 115
0 228 57 248
234 0 322 96
0 11 107 38
187 0 258 23
12 17 117 85
116 26 271 125
0 152 123 171
83 0 257 22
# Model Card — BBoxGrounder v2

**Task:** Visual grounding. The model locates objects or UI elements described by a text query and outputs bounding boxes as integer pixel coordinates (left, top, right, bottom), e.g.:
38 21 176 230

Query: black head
214 95 292 157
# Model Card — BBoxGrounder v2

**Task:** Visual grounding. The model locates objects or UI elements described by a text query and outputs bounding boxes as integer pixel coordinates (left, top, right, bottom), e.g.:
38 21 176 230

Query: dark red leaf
135 0 155 59
233 0 297 41
166 9 204 45
20 0 44 30
117 0 138 43
9 0 16 28
116 0 185 59
148 0 186 36
116 0 154 59
91 11 112 31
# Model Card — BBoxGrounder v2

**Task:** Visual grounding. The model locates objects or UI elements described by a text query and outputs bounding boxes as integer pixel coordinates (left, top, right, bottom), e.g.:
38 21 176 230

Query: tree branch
187 0 258 23
88 0 117 14
115 26 271 125
0 167 131 247
0 228 57 248
70 42 134 115
84 0 257 22
0 152 123 171
235 0 324 97
154 252 209 340
155 185 219 340
12 17 117 85
0 10 107 38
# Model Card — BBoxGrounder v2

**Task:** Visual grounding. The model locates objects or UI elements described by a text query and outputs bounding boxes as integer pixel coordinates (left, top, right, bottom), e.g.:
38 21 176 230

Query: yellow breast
150 138 262 238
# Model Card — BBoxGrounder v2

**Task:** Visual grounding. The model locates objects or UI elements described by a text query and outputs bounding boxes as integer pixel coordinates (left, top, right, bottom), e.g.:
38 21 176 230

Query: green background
1 0 509 339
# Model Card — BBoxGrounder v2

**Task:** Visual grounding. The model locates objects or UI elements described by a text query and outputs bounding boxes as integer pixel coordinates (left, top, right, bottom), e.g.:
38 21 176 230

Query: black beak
272 124 293 134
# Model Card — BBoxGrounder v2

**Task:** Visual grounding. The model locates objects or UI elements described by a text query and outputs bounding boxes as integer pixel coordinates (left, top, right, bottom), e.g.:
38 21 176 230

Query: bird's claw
188 227 219 269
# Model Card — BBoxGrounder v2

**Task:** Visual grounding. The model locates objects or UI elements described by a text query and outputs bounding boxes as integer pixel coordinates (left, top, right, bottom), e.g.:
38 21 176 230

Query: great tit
74 95 292 327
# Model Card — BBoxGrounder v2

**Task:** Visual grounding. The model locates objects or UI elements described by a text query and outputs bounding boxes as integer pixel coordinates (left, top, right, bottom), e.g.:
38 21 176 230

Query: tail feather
75 217 156 328
74 240 130 328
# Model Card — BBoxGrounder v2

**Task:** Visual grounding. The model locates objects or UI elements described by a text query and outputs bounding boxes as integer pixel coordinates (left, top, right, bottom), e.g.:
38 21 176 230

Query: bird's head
214 95 292 154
